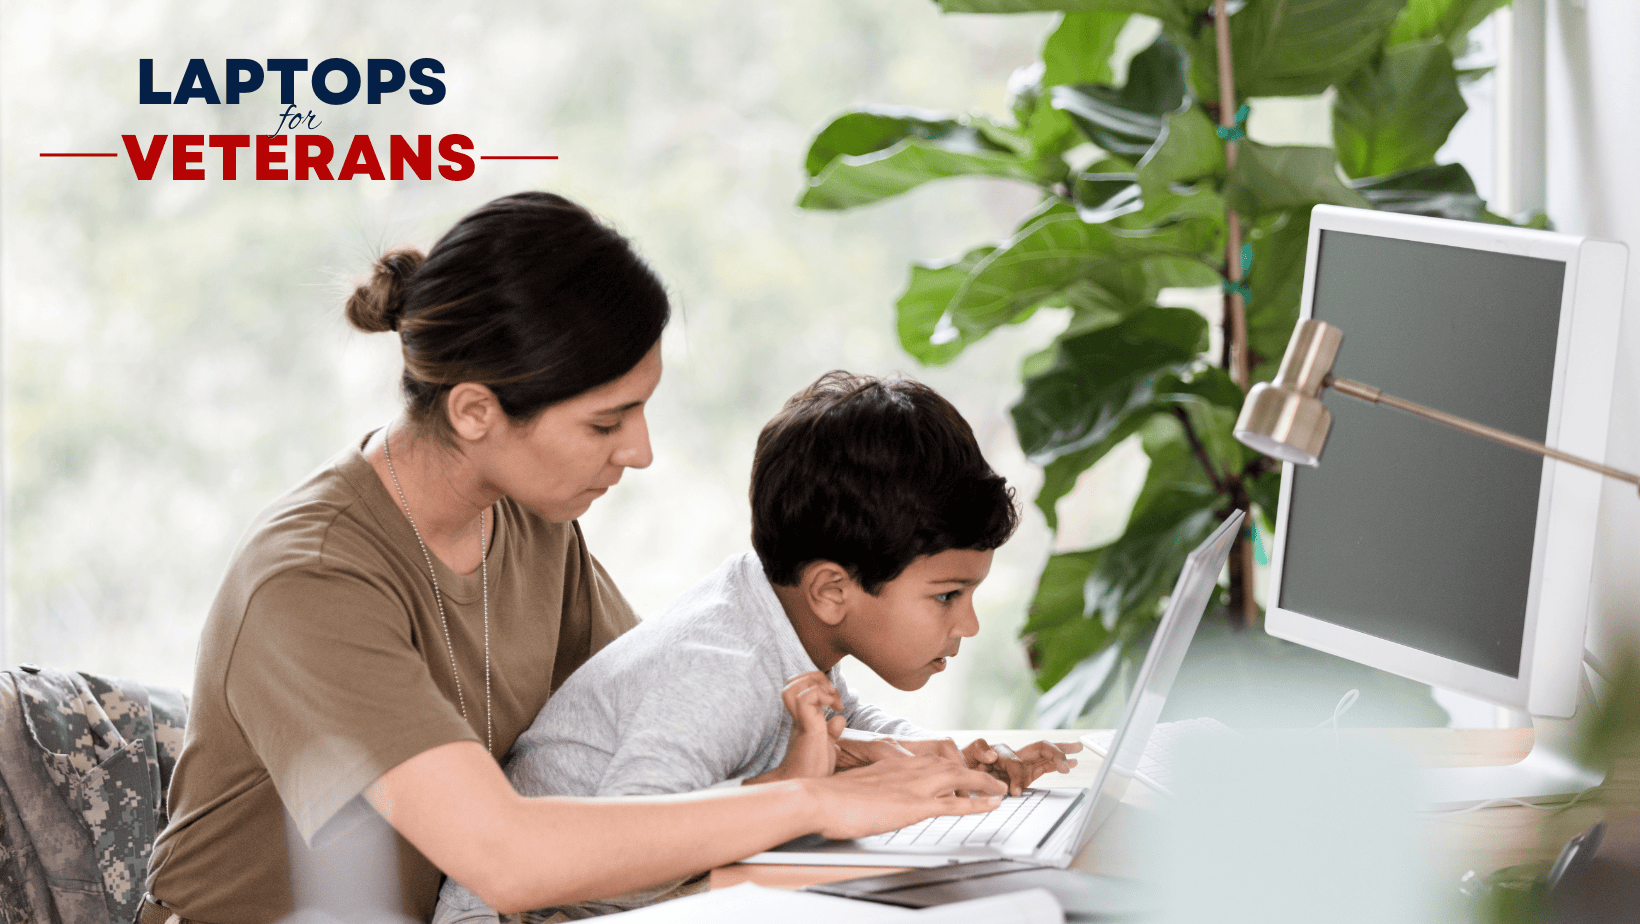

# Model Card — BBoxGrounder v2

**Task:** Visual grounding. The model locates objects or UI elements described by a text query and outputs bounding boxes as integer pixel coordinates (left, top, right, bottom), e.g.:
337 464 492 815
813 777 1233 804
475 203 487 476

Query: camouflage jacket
0 666 187 924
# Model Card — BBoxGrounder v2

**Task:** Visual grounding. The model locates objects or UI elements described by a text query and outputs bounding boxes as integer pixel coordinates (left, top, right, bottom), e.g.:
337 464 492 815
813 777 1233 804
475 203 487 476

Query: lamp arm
1327 376 1640 494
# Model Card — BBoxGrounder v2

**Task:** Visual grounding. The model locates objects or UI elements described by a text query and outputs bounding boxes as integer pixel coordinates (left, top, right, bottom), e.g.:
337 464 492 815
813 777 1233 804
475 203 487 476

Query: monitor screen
1277 230 1567 678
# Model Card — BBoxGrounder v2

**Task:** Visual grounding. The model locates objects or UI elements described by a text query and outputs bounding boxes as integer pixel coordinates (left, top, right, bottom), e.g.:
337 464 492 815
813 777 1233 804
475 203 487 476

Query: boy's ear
800 561 854 627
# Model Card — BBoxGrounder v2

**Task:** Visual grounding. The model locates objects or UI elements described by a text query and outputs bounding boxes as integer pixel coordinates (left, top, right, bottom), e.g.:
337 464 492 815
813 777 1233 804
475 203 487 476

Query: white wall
1545 0 1640 660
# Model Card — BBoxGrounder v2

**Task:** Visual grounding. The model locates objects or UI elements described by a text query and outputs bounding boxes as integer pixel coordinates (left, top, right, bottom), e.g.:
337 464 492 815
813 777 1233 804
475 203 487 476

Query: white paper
597 883 1064 924
597 884 908 923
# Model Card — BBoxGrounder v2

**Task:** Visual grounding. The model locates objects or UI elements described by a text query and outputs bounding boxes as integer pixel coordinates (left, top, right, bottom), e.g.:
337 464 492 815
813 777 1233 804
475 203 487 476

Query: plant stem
1215 0 1257 627
1214 0 1250 393
1171 406 1225 495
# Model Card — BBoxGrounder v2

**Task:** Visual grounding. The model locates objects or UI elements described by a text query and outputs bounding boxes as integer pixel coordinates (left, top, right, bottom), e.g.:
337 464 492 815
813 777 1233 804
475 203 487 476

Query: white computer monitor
1261 205 1627 805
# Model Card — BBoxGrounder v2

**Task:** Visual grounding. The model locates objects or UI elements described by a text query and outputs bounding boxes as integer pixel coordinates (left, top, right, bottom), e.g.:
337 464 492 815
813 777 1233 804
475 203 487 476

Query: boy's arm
828 670 1081 792
829 669 975 774
594 648 776 796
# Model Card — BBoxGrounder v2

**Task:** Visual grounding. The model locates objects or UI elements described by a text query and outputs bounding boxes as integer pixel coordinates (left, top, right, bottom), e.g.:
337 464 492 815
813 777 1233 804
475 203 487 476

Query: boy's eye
591 422 621 436
935 590 962 604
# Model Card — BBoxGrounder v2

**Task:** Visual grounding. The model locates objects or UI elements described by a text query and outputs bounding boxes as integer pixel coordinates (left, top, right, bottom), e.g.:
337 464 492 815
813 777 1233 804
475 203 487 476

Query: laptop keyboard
863 789 1049 848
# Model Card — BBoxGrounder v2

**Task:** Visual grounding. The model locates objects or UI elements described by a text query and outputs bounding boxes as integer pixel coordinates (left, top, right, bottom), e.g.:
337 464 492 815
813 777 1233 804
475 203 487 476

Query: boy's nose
956 601 980 638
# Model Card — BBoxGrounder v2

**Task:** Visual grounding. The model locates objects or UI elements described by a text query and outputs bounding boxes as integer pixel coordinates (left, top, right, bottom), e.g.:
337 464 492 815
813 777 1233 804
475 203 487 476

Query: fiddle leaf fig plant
799 0 1527 725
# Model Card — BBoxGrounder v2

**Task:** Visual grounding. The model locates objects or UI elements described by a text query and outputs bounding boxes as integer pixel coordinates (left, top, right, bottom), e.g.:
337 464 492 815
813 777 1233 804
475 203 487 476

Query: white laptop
742 510 1243 869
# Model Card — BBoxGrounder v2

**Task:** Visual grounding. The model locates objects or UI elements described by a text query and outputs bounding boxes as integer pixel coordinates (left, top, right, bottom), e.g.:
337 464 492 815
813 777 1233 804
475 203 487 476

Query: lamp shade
1235 382 1331 466
1233 319 1344 466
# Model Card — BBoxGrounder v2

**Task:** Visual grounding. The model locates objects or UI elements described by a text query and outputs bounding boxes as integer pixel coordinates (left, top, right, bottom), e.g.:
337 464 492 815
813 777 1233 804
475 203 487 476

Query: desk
713 728 1640 894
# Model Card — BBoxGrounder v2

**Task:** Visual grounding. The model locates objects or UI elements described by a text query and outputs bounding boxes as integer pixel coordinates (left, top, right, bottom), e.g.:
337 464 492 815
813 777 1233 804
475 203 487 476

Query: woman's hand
835 733 915 770
835 735 990 796
747 672 846 785
962 738 1082 796
802 755 1006 841
370 741 1004 912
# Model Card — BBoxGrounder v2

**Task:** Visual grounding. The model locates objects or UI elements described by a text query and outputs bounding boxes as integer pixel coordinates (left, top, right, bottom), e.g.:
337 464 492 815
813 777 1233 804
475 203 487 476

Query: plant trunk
1215 0 1257 628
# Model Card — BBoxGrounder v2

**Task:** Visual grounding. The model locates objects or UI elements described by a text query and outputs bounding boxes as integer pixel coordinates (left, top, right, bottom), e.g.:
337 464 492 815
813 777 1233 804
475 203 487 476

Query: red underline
479 155 560 160
40 152 118 157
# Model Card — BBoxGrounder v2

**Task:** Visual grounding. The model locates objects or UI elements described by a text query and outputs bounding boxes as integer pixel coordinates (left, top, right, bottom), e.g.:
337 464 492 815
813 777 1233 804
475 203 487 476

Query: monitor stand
1419 667 1606 810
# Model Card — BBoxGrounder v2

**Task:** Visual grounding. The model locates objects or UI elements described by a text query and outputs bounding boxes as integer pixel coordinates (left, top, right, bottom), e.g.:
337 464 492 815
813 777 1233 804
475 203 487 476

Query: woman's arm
368 739 1004 914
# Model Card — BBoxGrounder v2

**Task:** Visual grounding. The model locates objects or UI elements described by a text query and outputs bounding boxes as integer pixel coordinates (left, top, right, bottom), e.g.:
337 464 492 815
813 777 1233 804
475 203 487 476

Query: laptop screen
1058 511 1243 857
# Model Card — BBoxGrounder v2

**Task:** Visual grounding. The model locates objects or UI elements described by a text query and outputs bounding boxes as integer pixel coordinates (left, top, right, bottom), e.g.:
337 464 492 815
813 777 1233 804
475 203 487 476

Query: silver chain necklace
382 424 492 753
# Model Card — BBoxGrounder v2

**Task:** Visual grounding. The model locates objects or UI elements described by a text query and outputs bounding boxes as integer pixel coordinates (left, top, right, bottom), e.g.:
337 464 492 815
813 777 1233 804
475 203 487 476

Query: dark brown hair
347 191 670 439
751 371 1018 593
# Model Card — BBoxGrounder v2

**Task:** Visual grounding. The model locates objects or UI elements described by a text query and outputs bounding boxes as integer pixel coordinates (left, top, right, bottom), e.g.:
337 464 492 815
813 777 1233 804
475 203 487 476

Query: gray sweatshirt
433 551 924 922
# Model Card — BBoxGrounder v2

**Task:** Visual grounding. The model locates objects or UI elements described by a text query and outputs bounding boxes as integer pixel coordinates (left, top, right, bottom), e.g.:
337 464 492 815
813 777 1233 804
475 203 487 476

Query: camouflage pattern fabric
0 666 188 924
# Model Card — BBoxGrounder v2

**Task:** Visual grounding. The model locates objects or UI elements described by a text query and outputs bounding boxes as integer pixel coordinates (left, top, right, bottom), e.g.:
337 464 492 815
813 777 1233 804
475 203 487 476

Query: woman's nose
612 412 653 469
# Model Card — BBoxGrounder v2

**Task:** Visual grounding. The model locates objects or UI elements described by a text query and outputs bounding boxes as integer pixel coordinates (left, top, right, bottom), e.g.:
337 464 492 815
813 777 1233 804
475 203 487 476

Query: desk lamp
1235 319 1640 495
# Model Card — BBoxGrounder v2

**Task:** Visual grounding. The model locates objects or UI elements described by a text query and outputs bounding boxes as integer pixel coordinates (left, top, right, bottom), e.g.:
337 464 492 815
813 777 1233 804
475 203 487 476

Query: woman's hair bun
345 248 426 333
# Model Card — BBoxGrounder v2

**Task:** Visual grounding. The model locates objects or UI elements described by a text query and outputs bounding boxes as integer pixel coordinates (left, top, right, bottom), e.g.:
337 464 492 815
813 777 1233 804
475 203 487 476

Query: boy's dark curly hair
751 371 1019 594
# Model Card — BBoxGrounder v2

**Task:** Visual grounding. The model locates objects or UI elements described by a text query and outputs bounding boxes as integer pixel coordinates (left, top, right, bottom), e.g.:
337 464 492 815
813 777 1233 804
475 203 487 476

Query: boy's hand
747 672 846 785
837 737 999 797
836 735 964 769
962 738 1082 796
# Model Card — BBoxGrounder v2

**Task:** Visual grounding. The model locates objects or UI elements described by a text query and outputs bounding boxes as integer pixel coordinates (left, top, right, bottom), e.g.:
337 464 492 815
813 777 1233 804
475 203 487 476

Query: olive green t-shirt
147 437 638 923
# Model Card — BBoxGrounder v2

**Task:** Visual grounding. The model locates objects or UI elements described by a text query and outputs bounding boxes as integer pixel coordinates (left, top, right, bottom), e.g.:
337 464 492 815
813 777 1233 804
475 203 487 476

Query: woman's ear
801 561 855 628
445 383 505 443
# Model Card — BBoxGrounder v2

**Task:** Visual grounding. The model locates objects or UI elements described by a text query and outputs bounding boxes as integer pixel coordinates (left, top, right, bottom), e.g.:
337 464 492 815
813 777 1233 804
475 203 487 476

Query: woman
142 192 1003 923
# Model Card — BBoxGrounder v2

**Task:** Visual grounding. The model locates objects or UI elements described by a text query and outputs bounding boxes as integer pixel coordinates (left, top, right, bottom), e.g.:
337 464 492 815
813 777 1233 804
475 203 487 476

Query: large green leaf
1011 72 1083 178
1032 417 1235 719
1333 40 1465 178
946 201 1212 339
1389 0 1509 56
803 109 1017 176
1035 434 1138 531
1011 305 1208 461
1042 11 1130 88
1117 103 1229 239
1188 0 1406 100
1224 141 1369 218
1041 277 1136 332
1135 105 1225 202
1032 617 1153 722
1051 37 1191 159
1032 366 1241 529
1159 363 1243 410
1021 547 1123 698
1116 182 1227 245
1010 12 1135 179
897 196 1214 368
1019 277 1146 381
1167 393 1248 481
1023 548 1105 635
938 0 1196 33
1080 414 1225 632
799 110 1040 210
1350 162 1487 221
1072 172 1144 223
1244 209 1311 380
895 246 998 366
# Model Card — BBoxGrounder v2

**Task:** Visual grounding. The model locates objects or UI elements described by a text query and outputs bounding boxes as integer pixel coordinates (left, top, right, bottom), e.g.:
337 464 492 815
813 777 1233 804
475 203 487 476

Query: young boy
434 372 1079 923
